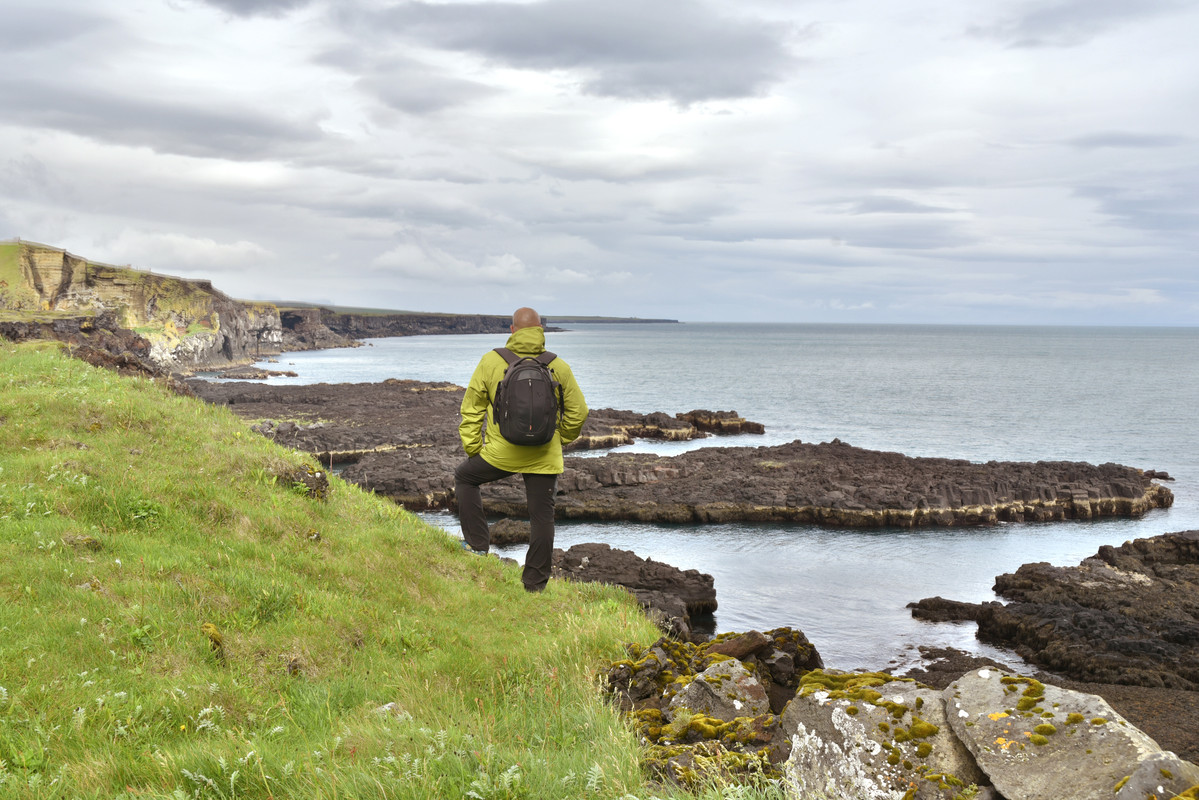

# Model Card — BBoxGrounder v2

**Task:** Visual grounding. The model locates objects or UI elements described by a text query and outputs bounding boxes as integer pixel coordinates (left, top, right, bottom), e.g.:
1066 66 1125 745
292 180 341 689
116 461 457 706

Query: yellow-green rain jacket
458 326 589 474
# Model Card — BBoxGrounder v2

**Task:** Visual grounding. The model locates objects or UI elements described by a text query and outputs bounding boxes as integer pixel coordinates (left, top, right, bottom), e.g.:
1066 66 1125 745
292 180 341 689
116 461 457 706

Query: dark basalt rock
910 531 1199 691
552 542 717 639
488 518 531 545
187 378 1173 529
675 409 766 435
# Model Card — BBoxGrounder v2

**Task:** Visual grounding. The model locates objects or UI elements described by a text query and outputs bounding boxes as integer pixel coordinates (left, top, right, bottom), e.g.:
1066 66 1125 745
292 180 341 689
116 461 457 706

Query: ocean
231 323 1199 672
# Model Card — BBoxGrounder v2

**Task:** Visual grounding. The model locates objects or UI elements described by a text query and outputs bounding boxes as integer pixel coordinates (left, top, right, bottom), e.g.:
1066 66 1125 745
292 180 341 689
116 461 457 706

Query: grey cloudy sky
2 0 1197 323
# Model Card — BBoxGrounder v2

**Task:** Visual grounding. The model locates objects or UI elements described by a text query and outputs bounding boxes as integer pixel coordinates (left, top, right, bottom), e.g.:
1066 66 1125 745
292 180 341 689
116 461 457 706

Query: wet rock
188 378 1171 529
216 366 298 380
911 531 1199 690
488 517 530 545
675 409 765 435
552 542 717 615
551 543 716 639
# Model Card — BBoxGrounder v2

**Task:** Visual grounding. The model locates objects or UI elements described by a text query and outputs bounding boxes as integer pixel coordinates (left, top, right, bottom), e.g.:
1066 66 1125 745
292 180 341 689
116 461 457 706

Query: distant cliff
0 240 282 370
277 308 537 350
0 239 619 374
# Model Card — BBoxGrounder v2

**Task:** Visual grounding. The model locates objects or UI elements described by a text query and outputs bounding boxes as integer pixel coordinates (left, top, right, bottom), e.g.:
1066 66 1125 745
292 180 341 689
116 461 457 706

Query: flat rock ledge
608 639 1199 799
187 378 1174 529
910 531 1199 691
546 441 1173 527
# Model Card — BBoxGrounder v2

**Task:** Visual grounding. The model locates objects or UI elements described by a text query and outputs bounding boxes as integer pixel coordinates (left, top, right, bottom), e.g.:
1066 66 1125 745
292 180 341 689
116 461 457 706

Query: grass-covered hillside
0 342 673 799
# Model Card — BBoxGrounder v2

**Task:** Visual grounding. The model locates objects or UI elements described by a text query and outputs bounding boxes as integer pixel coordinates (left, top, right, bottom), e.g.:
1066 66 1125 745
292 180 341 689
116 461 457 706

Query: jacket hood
504 326 546 357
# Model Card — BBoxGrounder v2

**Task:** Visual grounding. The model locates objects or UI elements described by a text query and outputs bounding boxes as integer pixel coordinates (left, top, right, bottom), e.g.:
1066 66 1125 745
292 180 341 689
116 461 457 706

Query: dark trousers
454 455 558 592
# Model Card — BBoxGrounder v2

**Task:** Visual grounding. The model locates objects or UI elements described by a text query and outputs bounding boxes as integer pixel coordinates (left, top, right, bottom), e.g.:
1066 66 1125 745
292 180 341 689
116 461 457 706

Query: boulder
943 668 1185 800
629 589 692 640
488 517 530 545
668 659 770 722
780 670 983 800
706 630 770 660
1114 752 1199 800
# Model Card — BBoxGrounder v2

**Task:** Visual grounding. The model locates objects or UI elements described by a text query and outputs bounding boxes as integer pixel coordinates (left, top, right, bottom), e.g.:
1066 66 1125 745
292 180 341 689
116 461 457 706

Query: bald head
511 307 542 331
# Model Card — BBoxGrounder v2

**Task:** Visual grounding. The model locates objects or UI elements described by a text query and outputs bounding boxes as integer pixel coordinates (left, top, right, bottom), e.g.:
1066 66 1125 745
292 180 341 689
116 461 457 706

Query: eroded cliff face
0 241 283 370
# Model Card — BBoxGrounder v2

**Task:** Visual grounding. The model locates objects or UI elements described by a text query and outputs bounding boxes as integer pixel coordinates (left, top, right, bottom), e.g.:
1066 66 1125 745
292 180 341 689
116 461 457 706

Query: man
454 307 589 592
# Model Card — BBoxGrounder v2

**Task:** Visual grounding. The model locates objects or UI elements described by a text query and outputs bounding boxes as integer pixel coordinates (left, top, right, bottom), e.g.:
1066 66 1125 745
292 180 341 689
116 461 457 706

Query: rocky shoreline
188 374 1195 794
188 377 1174 528
587 532 1199 796
909 531 1199 691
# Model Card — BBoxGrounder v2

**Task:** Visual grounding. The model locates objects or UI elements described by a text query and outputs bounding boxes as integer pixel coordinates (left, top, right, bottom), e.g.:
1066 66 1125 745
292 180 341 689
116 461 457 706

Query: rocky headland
0 240 282 371
187 377 1173 528
0 240 552 372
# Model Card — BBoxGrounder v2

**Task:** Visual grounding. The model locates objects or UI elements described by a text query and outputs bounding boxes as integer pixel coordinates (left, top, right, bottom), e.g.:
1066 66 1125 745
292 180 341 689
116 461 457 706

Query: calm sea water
235 324 1199 671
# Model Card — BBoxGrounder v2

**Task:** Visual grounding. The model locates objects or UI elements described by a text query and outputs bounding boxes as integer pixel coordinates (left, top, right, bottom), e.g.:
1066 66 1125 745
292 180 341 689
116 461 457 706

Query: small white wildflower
115 559 121 566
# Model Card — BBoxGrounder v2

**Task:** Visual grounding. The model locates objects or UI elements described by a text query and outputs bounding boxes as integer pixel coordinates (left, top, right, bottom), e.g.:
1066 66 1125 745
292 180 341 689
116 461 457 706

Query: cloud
190 0 314 17
847 196 959 215
340 0 798 104
102 230 275 275
937 287 1167 310
373 242 531 285
0 4 112 51
969 0 1188 48
1078 177 1199 234
0 77 325 160
355 66 499 115
1067 132 1190 149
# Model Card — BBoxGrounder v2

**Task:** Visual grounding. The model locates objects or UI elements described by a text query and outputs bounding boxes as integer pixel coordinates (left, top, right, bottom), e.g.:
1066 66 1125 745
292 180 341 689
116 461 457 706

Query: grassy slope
0 342 666 799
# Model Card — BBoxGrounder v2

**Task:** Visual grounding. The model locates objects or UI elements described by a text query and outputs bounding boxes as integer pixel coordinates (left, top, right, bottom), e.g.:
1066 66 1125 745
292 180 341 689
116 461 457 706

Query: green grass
0 341 777 799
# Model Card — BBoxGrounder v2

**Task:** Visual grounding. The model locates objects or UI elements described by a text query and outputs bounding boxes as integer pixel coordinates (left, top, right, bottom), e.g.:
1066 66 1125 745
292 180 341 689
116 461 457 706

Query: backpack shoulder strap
535 351 557 366
493 347 519 366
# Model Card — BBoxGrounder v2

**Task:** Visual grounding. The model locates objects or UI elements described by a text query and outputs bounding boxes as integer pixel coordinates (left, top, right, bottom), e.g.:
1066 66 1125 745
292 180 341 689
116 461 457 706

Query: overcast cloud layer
2 0 1197 323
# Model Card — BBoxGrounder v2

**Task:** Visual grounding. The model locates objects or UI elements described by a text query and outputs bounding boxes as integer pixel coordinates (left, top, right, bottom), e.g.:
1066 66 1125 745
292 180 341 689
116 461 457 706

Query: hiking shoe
460 540 487 555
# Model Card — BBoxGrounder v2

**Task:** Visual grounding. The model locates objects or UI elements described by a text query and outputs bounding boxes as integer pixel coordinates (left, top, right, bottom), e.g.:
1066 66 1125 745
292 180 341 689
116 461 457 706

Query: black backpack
491 348 563 446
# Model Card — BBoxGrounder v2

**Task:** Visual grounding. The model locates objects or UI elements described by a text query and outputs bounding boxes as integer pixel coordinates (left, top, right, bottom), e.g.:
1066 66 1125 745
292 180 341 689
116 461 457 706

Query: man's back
458 324 587 474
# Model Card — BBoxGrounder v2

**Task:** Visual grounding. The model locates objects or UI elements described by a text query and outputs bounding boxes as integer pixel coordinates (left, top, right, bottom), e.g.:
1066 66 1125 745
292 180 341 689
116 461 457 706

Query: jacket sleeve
459 357 492 456
555 361 589 445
